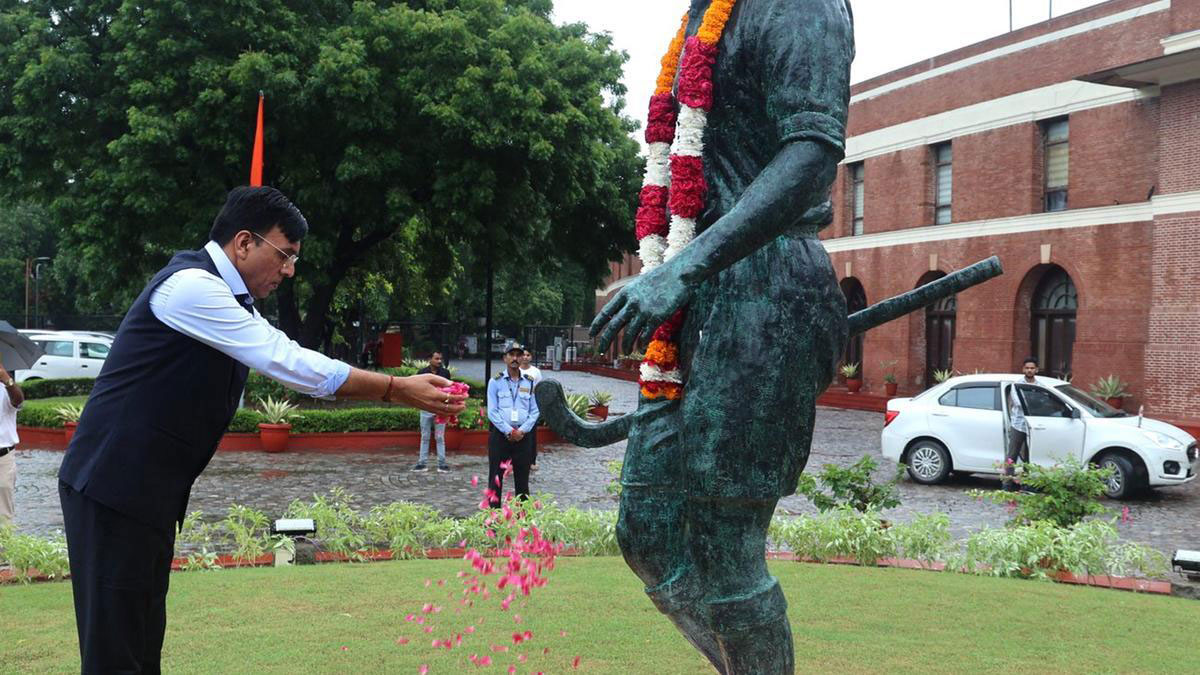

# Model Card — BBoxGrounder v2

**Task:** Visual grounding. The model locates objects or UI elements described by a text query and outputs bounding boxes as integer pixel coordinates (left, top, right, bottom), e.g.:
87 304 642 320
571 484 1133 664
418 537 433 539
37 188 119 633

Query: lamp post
32 256 51 330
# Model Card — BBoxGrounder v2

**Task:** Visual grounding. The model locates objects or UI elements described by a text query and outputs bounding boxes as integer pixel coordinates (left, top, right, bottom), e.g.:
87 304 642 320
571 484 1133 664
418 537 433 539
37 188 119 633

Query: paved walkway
10 369 1198 574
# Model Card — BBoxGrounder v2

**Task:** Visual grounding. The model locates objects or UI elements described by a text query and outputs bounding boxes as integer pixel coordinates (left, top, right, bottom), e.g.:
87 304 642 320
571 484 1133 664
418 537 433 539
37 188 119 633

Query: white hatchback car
881 374 1199 499
15 332 113 383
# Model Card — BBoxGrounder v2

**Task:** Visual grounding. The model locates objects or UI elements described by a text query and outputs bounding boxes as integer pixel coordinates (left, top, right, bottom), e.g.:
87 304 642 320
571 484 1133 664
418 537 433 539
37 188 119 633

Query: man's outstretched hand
591 261 691 354
390 374 468 415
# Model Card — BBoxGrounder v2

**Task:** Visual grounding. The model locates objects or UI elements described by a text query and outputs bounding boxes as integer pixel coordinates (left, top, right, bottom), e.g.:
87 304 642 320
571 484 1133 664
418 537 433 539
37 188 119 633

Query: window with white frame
933 142 952 225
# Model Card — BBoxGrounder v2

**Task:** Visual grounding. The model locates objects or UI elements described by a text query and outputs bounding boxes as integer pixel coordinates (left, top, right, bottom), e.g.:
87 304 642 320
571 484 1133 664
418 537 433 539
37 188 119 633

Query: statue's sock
706 581 792 675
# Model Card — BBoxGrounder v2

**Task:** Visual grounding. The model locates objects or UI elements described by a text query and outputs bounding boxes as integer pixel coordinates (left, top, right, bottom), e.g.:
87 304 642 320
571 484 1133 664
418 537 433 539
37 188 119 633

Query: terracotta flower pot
589 405 609 421
444 427 463 452
885 382 898 396
846 378 862 393
1106 396 1123 410
258 423 292 453
63 421 78 444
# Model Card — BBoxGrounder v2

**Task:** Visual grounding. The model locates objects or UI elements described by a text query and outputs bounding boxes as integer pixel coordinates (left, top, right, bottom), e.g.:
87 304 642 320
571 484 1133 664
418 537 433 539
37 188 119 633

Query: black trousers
59 481 176 674
487 427 534 508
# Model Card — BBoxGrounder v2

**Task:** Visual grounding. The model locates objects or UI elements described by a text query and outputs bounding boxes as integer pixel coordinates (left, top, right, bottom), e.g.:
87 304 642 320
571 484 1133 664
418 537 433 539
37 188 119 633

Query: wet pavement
9 368 1198 572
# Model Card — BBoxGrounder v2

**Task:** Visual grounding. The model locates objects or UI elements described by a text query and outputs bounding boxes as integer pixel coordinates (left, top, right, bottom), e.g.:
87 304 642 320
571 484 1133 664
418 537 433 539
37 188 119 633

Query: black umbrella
0 320 45 372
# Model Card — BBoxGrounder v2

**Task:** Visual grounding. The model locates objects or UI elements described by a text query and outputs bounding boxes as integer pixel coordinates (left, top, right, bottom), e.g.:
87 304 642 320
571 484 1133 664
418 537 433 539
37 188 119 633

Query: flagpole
250 91 265 186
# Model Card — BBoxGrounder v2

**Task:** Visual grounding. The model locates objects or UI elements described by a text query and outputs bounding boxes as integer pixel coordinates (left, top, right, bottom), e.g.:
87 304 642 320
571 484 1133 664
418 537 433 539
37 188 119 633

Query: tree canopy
0 0 641 345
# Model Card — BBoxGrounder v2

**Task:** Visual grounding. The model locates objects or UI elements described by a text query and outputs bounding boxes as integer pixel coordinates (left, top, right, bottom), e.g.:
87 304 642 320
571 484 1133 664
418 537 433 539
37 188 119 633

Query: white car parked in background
14 332 113 383
881 374 1199 499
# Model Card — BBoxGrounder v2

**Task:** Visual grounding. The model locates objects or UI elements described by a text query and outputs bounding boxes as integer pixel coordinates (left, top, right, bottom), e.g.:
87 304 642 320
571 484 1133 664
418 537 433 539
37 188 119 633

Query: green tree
0 201 55 322
0 0 639 346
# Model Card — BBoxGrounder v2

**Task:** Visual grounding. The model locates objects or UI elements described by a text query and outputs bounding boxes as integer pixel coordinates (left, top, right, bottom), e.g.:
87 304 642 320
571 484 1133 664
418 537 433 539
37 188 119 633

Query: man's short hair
430 350 442 358
522 348 532 356
1022 356 1038 367
209 186 309 245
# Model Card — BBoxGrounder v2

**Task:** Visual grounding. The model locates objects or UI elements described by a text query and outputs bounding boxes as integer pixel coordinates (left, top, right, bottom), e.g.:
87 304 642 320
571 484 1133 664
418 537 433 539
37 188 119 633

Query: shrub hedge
19 377 96 400
16 399 73 428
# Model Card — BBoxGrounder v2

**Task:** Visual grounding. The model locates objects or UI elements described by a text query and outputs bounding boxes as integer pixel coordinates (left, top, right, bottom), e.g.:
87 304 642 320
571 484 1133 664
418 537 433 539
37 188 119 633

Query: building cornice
1161 28 1200 55
844 82 1156 164
850 0 1171 104
822 190 1200 253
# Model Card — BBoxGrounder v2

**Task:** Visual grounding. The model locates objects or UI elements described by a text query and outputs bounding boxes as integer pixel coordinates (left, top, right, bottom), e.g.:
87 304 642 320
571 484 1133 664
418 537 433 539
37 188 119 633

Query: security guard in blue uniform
485 344 539 507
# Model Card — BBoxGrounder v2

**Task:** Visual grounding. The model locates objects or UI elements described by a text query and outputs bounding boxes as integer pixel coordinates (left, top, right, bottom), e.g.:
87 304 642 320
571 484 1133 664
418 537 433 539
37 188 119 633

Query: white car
15 332 113 383
881 374 1199 499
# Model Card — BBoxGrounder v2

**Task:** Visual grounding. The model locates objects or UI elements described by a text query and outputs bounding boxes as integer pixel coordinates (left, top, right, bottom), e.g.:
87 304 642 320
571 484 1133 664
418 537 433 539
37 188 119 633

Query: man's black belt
0 446 12 458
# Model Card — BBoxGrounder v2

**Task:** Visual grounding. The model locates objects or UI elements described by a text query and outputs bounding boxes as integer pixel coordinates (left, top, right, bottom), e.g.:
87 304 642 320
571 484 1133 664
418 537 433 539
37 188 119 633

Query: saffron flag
249 93 264 186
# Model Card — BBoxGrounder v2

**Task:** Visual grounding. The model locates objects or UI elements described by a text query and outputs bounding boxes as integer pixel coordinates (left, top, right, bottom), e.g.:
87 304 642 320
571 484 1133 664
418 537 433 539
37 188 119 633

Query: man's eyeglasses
251 232 299 268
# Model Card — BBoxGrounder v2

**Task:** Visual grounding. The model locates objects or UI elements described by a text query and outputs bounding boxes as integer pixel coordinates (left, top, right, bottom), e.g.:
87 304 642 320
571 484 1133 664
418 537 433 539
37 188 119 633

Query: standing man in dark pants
57 186 466 674
485 344 539 507
1004 357 1038 490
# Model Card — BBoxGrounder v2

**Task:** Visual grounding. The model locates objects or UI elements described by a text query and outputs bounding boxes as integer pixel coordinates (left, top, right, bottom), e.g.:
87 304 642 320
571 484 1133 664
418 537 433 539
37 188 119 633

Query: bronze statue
537 1 1001 672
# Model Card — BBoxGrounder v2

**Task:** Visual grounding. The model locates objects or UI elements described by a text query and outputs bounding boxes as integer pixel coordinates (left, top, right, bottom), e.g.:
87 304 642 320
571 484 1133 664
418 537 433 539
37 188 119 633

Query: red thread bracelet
382 375 396 402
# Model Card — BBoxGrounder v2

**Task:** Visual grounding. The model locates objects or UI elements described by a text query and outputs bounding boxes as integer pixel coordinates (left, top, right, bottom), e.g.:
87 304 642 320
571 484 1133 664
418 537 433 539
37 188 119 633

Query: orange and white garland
636 0 738 401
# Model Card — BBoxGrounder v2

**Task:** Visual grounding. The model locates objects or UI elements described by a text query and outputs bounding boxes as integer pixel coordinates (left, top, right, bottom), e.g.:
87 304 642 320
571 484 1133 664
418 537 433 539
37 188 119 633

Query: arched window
926 292 956 387
840 277 867 370
1031 267 1077 379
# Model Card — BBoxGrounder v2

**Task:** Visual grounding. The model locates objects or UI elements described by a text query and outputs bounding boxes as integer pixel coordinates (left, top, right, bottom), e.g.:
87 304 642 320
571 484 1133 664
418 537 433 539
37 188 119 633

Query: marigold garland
633 0 738 402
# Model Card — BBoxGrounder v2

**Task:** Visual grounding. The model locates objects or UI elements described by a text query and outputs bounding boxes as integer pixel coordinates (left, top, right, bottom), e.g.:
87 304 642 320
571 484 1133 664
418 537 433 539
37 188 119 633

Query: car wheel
1096 453 1135 499
906 440 951 485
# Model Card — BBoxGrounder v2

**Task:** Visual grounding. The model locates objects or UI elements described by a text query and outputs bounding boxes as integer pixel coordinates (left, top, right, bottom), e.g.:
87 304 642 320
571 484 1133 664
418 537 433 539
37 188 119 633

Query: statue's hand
591 261 691 354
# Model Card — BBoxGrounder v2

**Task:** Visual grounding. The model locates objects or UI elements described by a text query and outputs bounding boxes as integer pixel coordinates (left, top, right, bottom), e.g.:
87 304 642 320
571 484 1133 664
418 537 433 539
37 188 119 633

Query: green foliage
564 393 590 418
0 0 641 346
969 458 1112 528
769 507 897 567
956 519 1168 580
0 524 70 582
243 373 297 405
16 397 86 428
221 504 273 563
880 359 898 384
257 396 300 425
796 456 904 513
588 390 614 407
838 362 860 379
53 403 84 424
18 377 95 400
364 501 442 560
283 488 368 560
932 368 955 383
1090 375 1129 399
604 460 623 496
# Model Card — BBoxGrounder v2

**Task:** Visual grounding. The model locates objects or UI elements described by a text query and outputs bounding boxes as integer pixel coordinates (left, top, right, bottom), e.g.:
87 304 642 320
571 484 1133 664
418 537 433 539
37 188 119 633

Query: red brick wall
828 221 1153 398
848 5 1168 135
1069 99 1160 208
952 124 1041 222
1144 81 1200 421
1172 0 1200 34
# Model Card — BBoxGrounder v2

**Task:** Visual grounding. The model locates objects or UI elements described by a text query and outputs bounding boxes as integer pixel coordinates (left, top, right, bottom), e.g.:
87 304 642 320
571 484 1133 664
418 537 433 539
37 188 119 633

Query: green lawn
2 557 1195 673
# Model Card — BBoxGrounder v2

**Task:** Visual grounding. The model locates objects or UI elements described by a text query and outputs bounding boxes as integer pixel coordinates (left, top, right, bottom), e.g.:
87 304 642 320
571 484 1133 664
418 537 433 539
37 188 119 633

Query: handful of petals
435 382 470 425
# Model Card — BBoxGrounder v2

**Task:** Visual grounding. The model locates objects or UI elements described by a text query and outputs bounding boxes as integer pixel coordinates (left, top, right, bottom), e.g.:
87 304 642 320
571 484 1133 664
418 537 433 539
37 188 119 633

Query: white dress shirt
520 365 542 386
0 386 19 447
149 240 350 398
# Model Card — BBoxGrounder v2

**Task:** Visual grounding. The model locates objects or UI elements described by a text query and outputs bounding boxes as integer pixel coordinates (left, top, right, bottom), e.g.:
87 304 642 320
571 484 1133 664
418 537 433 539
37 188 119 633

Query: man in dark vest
57 186 467 674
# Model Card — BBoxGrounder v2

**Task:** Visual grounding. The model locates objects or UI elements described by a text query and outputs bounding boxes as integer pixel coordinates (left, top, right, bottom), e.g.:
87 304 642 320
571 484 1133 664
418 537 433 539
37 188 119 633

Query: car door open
1016 384 1085 467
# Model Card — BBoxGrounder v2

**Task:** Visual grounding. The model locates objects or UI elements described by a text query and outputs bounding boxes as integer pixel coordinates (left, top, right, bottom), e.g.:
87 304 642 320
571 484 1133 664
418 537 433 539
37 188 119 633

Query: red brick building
596 0 1200 427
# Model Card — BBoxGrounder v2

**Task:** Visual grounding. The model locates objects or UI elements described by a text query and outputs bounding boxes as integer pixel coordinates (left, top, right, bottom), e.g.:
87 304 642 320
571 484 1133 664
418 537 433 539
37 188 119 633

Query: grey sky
551 0 1109 135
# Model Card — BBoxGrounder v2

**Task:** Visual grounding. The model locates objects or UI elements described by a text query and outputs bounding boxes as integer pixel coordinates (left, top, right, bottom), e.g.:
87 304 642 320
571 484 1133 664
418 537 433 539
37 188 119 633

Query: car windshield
1055 384 1126 417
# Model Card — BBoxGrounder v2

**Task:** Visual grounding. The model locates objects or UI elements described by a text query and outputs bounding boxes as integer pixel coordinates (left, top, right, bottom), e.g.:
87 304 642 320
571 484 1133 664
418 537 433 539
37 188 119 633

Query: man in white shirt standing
1004 357 1038 491
519 347 542 470
0 356 24 524
57 186 468 674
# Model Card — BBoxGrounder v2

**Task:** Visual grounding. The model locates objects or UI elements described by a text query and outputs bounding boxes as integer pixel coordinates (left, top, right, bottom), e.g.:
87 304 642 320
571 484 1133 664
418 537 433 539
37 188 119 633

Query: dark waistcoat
59 249 250 532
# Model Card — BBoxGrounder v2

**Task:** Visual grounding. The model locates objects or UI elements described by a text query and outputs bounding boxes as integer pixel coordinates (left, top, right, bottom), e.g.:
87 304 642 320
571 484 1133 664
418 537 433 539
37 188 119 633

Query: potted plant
881 359 899 396
1090 375 1130 409
839 362 862 393
54 403 85 443
588 390 614 420
932 368 955 384
565 393 591 419
257 396 300 453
